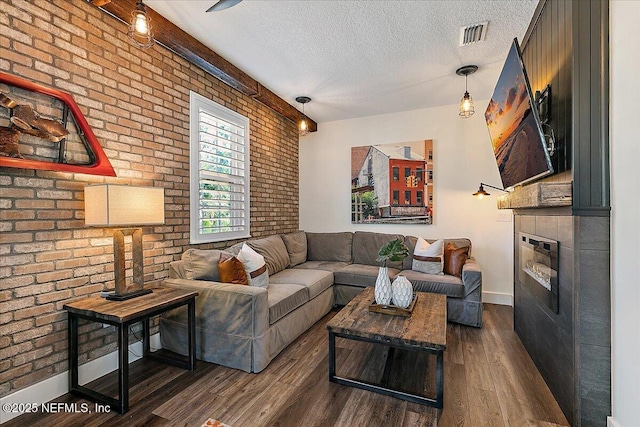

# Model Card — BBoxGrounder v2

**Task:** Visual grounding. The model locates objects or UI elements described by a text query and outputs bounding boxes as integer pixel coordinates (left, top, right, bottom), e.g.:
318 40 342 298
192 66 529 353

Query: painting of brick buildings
351 140 434 224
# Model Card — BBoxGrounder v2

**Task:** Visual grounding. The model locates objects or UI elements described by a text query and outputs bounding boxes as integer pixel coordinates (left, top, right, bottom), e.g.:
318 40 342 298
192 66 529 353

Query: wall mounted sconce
456 65 478 118
84 184 165 300
472 182 508 199
295 96 311 137
128 1 154 48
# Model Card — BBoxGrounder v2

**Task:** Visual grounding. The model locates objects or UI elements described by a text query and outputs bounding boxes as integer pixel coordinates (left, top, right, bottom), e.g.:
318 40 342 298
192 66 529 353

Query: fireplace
519 232 559 313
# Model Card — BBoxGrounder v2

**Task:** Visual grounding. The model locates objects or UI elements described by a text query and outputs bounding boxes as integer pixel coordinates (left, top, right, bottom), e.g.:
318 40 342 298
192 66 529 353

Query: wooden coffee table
326 287 447 408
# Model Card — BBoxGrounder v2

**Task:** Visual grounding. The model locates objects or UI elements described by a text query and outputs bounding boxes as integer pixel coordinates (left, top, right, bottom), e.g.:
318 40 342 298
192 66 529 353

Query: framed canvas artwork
351 140 434 224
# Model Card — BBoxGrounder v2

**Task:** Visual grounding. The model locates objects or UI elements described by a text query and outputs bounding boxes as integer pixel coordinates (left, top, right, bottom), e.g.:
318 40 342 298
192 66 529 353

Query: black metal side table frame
66 295 196 414
328 330 444 408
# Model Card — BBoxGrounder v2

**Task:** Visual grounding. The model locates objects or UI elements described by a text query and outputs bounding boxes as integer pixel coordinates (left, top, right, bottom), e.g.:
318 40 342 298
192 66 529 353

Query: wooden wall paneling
571 0 609 214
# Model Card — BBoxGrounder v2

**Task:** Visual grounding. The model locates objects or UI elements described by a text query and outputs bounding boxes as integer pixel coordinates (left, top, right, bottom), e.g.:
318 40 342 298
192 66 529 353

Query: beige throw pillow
412 237 444 275
238 243 269 288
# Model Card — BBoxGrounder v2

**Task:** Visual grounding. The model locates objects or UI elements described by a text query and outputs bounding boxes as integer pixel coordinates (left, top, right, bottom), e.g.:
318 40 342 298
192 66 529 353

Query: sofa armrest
461 257 482 296
161 278 269 338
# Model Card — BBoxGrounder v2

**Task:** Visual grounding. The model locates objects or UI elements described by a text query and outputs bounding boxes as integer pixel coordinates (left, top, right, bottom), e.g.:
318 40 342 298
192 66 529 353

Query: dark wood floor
5 304 569 427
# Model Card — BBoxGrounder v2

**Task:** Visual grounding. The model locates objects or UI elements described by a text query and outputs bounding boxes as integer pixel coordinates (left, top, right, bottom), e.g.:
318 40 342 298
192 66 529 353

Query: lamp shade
85 184 165 226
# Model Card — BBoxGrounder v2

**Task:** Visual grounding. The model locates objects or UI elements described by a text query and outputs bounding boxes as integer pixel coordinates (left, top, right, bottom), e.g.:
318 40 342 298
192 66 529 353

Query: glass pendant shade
299 117 309 136
128 1 154 48
459 91 475 118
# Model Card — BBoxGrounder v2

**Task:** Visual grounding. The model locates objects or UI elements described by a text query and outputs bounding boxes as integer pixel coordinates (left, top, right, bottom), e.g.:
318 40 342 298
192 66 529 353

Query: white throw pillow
412 237 444 275
238 243 269 288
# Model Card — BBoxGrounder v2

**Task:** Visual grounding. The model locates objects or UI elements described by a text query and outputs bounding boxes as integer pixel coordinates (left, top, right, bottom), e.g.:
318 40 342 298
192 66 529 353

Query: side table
63 287 198 414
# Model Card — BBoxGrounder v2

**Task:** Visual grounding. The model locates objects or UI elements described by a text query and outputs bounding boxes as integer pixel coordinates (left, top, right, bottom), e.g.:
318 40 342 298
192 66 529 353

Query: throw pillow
281 231 307 268
182 249 224 281
218 252 249 285
444 243 469 277
412 237 444 275
238 243 269 288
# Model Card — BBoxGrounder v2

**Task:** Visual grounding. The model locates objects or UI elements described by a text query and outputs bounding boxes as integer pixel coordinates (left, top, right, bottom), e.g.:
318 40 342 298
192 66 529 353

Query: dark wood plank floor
4 304 569 427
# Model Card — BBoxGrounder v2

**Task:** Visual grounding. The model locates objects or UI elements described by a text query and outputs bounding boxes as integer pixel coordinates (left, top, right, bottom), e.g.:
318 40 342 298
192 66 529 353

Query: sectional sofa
159 231 483 373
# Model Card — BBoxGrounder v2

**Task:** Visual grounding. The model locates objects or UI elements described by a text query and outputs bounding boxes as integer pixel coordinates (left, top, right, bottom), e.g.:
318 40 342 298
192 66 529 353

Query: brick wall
0 0 299 397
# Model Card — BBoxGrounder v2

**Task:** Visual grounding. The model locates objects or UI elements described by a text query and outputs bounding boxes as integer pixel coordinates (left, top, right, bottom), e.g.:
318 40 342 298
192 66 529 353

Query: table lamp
84 184 165 301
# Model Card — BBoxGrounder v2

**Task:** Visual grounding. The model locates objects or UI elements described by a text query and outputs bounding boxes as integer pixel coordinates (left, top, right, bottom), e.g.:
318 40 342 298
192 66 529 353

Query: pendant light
128 1 154 49
295 96 311 137
456 65 478 118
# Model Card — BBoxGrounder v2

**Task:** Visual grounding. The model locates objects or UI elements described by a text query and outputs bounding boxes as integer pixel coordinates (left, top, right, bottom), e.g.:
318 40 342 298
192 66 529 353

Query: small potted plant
375 239 409 305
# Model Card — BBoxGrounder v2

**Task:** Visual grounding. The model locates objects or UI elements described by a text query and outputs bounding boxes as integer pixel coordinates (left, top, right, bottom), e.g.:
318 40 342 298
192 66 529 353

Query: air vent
459 21 488 46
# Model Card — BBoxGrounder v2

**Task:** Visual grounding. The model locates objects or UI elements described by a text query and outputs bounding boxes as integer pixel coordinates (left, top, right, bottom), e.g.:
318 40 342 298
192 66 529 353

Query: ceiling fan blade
206 0 242 12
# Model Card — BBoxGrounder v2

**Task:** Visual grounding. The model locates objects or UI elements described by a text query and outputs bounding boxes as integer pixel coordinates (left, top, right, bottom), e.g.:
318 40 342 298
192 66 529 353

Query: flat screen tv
485 38 553 189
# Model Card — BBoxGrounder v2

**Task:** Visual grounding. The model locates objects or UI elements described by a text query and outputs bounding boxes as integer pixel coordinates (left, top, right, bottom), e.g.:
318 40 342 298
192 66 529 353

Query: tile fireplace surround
513 208 610 426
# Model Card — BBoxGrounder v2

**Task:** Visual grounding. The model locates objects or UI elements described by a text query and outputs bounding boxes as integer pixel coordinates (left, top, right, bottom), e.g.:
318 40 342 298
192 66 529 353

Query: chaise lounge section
160 230 482 373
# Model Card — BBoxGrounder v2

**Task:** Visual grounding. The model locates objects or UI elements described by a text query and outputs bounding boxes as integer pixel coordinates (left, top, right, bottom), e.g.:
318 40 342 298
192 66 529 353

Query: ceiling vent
459 21 488 46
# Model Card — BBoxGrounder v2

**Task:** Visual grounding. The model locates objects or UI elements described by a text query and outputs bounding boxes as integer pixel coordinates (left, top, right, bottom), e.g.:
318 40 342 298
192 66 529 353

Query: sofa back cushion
281 231 307 268
306 232 353 262
246 235 290 275
352 231 405 269
403 236 472 270
181 249 225 281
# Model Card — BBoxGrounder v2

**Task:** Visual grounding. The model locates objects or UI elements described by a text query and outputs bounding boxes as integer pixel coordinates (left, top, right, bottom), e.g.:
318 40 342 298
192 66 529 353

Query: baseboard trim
0 333 160 424
483 291 513 306
608 416 622 427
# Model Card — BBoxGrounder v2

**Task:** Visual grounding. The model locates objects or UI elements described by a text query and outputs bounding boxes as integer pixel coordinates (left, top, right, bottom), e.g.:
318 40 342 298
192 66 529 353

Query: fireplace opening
519 232 559 313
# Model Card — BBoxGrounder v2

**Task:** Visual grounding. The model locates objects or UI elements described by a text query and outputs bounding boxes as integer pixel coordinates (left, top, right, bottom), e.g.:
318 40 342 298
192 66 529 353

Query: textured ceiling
146 0 539 123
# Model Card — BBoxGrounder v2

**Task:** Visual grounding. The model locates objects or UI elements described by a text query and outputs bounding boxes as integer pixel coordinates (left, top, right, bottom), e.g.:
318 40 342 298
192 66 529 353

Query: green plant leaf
376 238 409 265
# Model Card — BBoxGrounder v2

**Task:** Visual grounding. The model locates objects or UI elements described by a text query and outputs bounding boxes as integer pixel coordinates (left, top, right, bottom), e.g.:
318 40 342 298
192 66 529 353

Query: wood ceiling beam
89 0 317 132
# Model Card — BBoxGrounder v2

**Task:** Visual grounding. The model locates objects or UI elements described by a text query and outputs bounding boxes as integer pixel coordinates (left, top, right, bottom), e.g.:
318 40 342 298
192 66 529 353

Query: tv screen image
485 38 553 189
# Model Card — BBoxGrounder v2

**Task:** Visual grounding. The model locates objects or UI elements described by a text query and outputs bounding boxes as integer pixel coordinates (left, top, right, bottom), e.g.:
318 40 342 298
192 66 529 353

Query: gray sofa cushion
281 231 307 267
399 269 464 297
247 235 290 276
267 283 308 325
403 236 472 270
334 264 401 287
269 268 333 300
294 260 351 273
181 249 225 281
353 231 405 269
306 232 353 262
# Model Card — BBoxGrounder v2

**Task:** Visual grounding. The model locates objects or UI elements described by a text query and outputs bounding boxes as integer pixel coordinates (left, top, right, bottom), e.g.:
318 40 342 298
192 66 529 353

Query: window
428 169 433 182
392 167 399 181
416 169 423 182
392 190 399 205
189 91 250 243
417 191 423 205
404 167 411 179
404 191 411 205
